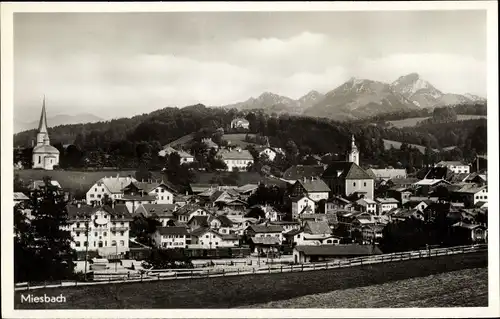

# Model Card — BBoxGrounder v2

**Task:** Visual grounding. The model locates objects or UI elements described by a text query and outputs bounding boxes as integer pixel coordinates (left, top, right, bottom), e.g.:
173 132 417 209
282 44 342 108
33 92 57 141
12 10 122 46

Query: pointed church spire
38 95 49 134
351 134 357 151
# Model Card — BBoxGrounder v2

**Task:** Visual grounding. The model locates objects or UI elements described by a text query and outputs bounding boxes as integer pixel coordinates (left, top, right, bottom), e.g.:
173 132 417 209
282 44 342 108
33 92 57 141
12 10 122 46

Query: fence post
27 282 30 290
360 258 363 266
158 274 160 281
253 267 255 274
268 266 271 274
326 262 328 270
301 264 304 272
223 269 225 277
280 266 283 273
207 269 210 278
313 263 315 270
237 268 240 275
141 273 143 282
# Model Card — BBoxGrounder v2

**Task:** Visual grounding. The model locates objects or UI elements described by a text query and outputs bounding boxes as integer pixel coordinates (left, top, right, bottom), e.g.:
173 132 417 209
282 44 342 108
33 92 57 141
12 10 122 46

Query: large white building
217 148 254 171
291 195 316 219
189 228 239 249
32 97 60 170
152 226 190 249
64 204 132 256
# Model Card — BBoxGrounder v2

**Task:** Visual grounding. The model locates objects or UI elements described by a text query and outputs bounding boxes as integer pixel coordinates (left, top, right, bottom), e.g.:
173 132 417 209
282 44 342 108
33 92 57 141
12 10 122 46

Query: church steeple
347 134 359 165
38 95 49 133
36 96 50 146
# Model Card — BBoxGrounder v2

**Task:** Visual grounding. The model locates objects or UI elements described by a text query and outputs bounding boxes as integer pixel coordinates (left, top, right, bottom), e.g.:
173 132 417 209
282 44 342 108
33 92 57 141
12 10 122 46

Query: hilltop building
230 118 250 129
32 97 60 170
347 134 359 166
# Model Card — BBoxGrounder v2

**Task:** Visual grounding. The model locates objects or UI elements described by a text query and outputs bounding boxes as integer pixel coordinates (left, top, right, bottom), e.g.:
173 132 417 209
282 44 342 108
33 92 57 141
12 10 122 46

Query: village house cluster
14 103 489 264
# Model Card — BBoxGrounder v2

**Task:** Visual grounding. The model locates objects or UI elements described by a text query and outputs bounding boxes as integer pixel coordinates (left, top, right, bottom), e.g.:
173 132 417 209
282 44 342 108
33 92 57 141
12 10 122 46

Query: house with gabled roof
115 181 158 213
135 203 177 226
85 175 137 206
158 146 195 164
290 177 331 202
291 195 315 220
355 198 377 214
189 227 239 249
174 204 211 223
450 184 488 208
293 244 382 263
322 162 374 200
375 197 399 214
451 222 487 244
435 161 470 174
152 226 190 249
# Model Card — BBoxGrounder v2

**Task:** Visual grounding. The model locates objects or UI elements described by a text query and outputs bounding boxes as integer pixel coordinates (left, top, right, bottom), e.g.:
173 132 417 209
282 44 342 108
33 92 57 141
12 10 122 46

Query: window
84 241 88 247
156 189 159 193
90 194 95 198
97 194 101 198
38 156 41 164
105 241 107 246
206 235 209 238
103 232 107 236
93 242 96 247
121 222 124 226
120 231 124 236
353 182 356 187
94 232 98 237
484 196 487 199
364 182 367 187
76 222 80 227
215 242 219 246
76 232 80 237
111 240 117 246
75 242 81 247
112 231 116 236
95 188 97 192
120 240 125 246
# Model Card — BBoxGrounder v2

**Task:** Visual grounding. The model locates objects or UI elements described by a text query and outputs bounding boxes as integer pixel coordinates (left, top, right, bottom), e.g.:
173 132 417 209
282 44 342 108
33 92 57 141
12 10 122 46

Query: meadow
387 115 487 128
243 267 488 308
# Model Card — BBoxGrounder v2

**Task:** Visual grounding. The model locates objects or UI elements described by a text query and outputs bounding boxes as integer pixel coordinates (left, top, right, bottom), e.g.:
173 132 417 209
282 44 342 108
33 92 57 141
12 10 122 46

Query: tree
15 177 76 282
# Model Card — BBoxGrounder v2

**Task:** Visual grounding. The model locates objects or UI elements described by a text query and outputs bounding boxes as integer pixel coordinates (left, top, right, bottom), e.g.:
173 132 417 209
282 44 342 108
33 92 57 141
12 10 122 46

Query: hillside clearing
388 115 486 128
222 133 258 147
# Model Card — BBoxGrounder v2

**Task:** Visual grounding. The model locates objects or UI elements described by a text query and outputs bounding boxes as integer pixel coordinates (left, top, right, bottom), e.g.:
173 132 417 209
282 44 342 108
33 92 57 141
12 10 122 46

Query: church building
32 97 60 170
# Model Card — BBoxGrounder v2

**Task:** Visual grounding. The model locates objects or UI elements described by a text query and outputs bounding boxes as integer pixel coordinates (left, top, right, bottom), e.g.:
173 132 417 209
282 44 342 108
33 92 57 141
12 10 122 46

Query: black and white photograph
1 1 499 318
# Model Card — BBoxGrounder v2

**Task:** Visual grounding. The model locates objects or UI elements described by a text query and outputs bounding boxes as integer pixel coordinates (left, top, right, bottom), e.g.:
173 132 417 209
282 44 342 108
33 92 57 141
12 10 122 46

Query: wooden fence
14 244 487 291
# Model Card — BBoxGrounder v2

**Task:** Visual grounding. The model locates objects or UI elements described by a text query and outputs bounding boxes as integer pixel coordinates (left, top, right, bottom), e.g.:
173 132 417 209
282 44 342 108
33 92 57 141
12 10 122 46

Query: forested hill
14 103 486 169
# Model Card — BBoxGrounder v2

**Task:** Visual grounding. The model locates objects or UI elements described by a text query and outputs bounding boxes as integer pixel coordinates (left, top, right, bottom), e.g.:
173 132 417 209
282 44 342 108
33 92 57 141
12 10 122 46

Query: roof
14 192 29 200
251 237 281 245
414 179 450 186
159 146 194 158
282 165 325 181
451 222 486 230
284 228 303 237
175 204 207 216
322 162 373 180
202 138 219 149
367 168 407 179
29 180 62 190
157 226 189 236
304 221 332 235
236 184 259 194
356 198 376 205
389 178 419 186
37 97 49 133
120 194 157 201
247 224 284 233
66 204 133 221
33 144 60 154
375 197 399 204
137 204 176 217
295 244 383 256
95 176 137 194
296 178 331 193
217 149 254 160
453 184 487 194
188 215 210 227
215 215 234 227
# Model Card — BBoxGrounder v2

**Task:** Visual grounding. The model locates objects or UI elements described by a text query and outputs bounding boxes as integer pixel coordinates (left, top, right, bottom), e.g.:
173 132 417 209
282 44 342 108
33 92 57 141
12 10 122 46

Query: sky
14 10 487 121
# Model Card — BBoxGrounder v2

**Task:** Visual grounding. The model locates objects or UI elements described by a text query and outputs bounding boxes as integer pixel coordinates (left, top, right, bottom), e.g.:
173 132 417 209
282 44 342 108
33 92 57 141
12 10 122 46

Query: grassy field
388 115 486 128
15 251 487 309
243 267 487 308
222 133 258 147
382 139 440 154
15 169 138 192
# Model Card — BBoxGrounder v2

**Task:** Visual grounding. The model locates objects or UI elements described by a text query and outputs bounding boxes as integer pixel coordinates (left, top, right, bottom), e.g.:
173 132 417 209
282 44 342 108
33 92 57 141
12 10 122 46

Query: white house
435 161 470 174
286 221 339 246
367 168 407 181
217 148 254 171
64 204 132 255
452 185 488 208
355 198 377 214
375 197 399 214
152 226 190 249
86 175 137 206
158 146 195 164
189 228 239 249
135 181 177 204
174 205 210 223
291 195 316 219
135 203 177 226
231 118 250 129
258 147 284 162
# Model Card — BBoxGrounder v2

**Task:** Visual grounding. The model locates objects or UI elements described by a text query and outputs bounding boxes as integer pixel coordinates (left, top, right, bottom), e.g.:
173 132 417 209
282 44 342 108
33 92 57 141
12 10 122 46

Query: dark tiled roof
248 224 284 233
251 237 281 245
295 244 383 256
189 227 210 237
215 215 234 227
296 178 331 193
188 215 210 227
157 226 189 236
282 165 325 181
322 162 373 180
304 221 332 235
175 204 206 216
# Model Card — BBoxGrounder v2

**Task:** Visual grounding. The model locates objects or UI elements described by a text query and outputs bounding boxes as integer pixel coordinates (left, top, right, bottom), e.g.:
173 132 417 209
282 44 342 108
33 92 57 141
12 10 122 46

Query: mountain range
14 113 103 134
221 73 486 120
